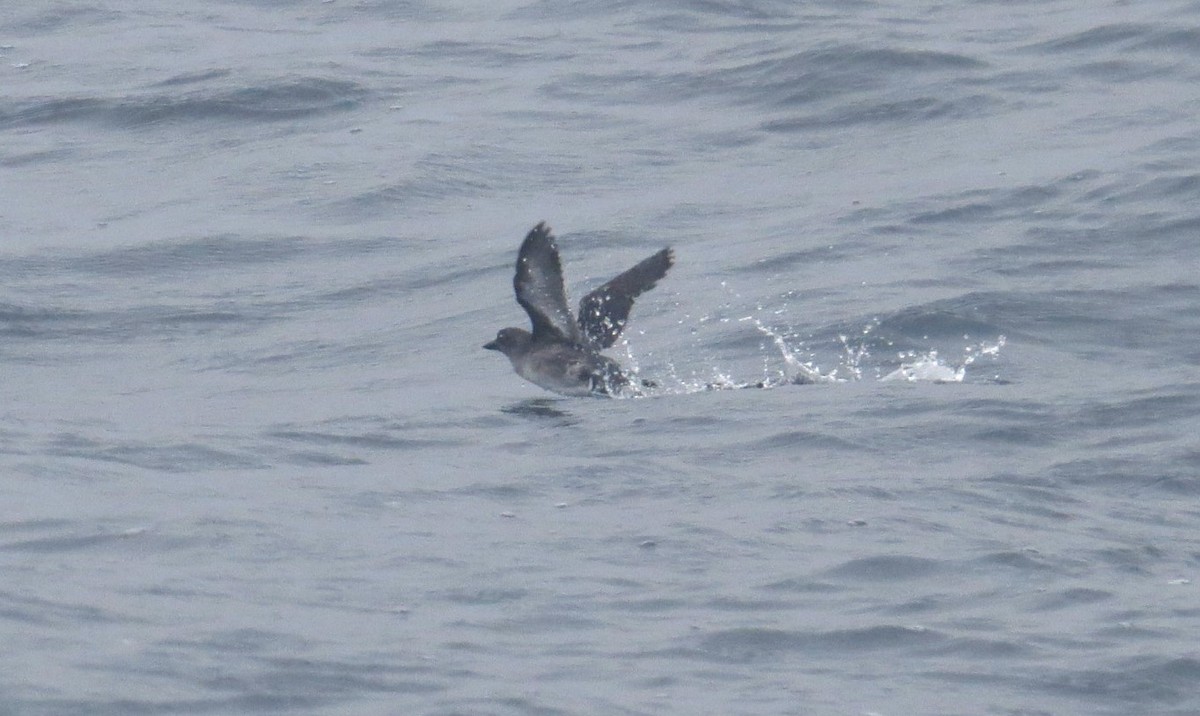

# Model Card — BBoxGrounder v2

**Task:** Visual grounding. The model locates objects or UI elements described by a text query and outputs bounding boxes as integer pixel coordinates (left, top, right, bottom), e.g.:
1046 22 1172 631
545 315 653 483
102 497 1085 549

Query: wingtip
650 246 674 278
517 222 557 265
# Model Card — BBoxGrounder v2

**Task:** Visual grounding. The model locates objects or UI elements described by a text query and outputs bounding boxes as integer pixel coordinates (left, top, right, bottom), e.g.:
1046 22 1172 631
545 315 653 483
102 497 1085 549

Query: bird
484 221 673 397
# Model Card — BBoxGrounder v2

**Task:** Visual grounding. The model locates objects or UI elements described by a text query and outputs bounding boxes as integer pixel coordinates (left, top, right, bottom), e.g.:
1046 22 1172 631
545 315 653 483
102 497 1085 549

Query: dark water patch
883 594 951 616
412 38 574 67
728 241 861 274
15 695 324 715
1095 622 1170 641
975 550 1057 573
1127 213 1200 243
910 182 1064 225
749 47 987 108
905 174 1099 232
1088 173 1200 205
441 588 528 605
924 636 1030 659
911 201 1001 225
543 45 985 111
324 144 574 219
952 487 1079 526
0 78 367 130
478 611 606 633
473 696 574 716
975 67 1064 95
694 624 943 662
151 69 234 87
135 583 228 601
193 652 446 699
155 310 247 327
168 628 310 655
0 303 274 347
651 0 810 27
48 435 266 472
1026 23 1152 54
850 303 1004 349
884 288 1186 354
1091 545 1166 575
1030 656 1200 704
280 450 369 467
0 303 97 339
0 147 79 167
6 5 121 35
993 256 1121 275
0 588 134 627
1133 27 1200 54
336 260 495 298
972 426 1056 446
0 517 73 534
1073 390 1200 430
499 398 578 424
203 339 394 374
612 597 688 613
2 530 145 554
977 473 1086 510
947 399 1066 446
449 482 537 500
706 596 795 611
1143 134 1200 160
507 0 654 22
1072 59 1175 83
327 172 492 217
325 0 445 21
997 215 1200 270
1031 587 1113 611
1181 449 1200 471
1048 456 1200 495
267 429 454 451
34 656 444 716
747 429 863 451
822 554 943 581
921 669 1019 692
517 0 806 26
0 235 306 280
636 414 726 430
760 577 842 593
764 94 993 132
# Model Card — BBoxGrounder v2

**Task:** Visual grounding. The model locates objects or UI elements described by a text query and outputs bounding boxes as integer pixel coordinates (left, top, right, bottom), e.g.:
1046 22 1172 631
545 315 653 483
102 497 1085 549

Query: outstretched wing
514 222 578 343
577 247 673 349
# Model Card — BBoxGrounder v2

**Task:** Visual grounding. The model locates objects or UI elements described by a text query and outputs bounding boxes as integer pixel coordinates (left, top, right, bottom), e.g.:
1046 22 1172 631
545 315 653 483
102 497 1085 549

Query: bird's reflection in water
500 398 578 425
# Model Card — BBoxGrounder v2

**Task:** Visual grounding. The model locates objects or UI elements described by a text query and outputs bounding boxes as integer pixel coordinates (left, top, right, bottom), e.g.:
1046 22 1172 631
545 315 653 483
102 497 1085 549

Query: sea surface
3 1 1200 715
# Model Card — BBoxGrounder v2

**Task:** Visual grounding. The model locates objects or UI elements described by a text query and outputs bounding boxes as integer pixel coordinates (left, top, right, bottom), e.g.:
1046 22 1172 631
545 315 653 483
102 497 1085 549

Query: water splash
880 335 1007 383
615 283 1008 396
742 315 843 385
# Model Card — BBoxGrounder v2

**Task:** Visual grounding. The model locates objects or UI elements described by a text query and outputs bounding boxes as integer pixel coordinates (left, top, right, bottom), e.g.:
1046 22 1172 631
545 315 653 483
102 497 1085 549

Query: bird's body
484 222 673 397
488 328 627 396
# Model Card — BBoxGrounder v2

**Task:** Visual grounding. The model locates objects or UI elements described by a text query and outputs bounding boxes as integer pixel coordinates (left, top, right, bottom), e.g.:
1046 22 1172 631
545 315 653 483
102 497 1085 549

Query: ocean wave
0 77 367 130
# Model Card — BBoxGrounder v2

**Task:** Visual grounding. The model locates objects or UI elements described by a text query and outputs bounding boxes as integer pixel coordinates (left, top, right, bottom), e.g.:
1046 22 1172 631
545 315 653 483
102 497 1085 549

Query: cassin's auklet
484 221 673 397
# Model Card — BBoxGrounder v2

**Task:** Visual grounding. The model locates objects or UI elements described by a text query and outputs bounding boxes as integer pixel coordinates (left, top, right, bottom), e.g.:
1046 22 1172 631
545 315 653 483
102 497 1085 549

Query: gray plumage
485 222 673 396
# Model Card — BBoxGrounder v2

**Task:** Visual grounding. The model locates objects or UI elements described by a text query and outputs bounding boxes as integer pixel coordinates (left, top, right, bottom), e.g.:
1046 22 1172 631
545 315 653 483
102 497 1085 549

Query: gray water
4 1 1200 714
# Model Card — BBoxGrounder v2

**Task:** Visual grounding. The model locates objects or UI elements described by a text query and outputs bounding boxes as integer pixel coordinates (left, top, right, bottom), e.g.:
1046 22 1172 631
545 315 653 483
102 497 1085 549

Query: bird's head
483 327 533 356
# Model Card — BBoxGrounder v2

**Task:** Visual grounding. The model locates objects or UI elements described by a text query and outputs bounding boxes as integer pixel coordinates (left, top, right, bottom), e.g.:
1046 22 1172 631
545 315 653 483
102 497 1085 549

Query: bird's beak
483 340 499 351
